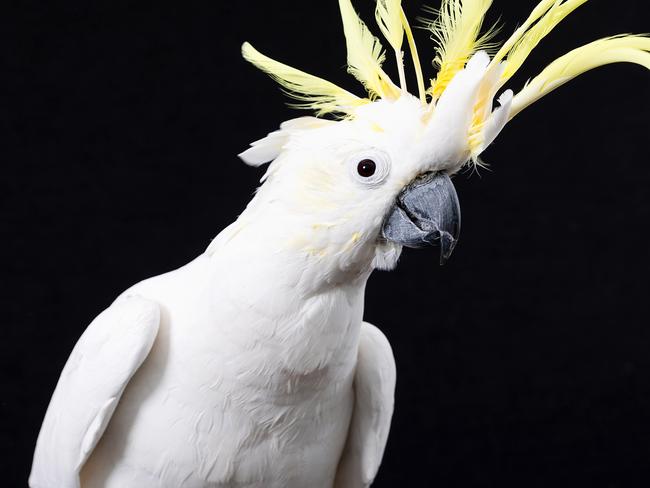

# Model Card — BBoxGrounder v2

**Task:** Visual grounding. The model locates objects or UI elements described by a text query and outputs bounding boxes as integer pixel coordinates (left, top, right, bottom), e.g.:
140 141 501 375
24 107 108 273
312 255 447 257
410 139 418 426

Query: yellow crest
242 0 650 160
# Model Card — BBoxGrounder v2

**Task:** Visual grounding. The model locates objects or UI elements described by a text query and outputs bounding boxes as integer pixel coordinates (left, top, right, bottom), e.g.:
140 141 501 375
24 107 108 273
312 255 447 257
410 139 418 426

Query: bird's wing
335 321 396 488
29 295 160 488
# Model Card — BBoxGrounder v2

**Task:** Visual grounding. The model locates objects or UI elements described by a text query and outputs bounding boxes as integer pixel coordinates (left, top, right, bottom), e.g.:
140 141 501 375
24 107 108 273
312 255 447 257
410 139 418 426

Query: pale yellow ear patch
370 122 385 133
340 231 364 253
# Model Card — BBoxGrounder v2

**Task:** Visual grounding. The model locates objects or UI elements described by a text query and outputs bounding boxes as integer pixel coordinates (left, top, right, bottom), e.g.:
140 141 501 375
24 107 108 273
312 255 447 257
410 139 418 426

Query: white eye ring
348 149 391 186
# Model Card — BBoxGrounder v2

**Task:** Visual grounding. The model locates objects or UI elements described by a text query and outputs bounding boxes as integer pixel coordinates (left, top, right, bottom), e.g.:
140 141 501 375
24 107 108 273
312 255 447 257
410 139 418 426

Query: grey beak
381 172 461 265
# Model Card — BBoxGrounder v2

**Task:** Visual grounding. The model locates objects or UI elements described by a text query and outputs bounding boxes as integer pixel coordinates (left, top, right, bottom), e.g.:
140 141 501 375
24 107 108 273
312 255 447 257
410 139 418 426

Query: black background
2 0 650 486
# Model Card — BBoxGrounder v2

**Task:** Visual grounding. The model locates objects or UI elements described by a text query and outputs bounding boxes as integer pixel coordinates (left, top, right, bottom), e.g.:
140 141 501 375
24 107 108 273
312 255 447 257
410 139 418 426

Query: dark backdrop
2 0 650 486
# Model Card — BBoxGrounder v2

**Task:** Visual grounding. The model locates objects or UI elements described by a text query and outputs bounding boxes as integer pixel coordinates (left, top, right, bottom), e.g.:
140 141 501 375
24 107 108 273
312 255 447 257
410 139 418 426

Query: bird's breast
83 254 366 487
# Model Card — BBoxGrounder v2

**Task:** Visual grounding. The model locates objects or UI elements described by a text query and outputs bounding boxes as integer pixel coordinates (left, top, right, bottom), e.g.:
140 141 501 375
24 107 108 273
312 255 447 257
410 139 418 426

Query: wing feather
335 321 396 488
29 295 160 488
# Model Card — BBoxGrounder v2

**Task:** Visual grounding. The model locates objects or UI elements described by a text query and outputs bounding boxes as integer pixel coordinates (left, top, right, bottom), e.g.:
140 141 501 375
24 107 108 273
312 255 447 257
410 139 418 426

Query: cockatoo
30 0 649 487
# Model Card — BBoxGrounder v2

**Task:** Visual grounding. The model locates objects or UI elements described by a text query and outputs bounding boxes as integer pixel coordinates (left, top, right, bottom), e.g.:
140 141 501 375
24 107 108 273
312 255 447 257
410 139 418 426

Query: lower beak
381 172 461 265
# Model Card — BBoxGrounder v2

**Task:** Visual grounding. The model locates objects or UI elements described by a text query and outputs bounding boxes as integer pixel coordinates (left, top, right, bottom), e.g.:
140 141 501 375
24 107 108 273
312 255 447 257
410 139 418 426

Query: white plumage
30 0 650 485
31 240 396 487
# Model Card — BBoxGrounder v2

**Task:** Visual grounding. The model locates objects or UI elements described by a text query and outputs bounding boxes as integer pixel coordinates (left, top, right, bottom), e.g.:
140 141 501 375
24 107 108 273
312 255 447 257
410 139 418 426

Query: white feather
29 296 159 488
334 322 396 487
480 89 513 152
239 117 335 166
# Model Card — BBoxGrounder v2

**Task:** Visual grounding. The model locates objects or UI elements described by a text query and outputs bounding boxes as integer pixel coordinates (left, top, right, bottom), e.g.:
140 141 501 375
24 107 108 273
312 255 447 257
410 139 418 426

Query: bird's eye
348 149 390 186
357 159 376 178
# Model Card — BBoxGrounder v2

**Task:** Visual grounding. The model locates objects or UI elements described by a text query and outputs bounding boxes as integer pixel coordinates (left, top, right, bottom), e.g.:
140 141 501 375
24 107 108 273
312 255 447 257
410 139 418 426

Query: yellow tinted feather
375 0 404 52
498 0 589 84
241 0 649 156
511 35 650 118
401 7 427 102
490 0 557 66
339 0 400 100
375 0 408 92
422 0 497 99
241 42 366 116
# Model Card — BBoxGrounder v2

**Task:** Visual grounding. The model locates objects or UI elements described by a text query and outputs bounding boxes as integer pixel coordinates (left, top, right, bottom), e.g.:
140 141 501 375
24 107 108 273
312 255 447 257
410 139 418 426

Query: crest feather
401 8 428 101
375 0 404 52
511 35 650 118
496 0 589 85
241 0 649 168
338 0 401 100
241 42 365 116
375 0 408 92
490 0 558 66
375 0 427 101
422 0 497 99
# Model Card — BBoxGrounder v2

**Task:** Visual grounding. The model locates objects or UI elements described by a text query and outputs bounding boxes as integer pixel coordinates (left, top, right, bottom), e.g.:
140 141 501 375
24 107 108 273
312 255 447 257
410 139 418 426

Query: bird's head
234 0 649 272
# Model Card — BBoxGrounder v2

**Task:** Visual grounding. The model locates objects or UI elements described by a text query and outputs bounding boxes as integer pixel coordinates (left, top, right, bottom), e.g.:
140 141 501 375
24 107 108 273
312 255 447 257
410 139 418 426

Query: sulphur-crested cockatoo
30 0 650 486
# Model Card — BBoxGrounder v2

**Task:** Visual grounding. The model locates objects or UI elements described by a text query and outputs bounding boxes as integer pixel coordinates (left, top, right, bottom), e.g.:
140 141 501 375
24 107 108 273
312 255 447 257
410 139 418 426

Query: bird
30 0 650 487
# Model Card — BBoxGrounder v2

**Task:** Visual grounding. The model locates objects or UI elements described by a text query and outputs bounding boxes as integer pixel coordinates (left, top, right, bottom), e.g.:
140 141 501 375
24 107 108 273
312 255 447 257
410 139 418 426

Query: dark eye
357 159 376 178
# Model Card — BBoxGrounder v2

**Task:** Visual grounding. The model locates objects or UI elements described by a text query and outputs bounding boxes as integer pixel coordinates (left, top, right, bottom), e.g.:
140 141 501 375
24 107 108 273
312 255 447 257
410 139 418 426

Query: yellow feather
422 0 497 99
241 42 366 116
499 0 589 84
375 0 408 91
375 0 404 52
401 8 427 102
338 0 400 100
511 35 650 118
490 0 558 66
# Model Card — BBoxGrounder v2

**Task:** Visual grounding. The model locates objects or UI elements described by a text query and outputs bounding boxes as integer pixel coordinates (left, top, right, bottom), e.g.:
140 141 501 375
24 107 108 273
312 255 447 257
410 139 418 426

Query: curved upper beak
381 172 461 265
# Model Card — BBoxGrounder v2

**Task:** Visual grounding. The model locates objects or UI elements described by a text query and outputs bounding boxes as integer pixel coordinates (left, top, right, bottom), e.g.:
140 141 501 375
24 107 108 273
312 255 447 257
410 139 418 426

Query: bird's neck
204 207 375 378
208 200 378 294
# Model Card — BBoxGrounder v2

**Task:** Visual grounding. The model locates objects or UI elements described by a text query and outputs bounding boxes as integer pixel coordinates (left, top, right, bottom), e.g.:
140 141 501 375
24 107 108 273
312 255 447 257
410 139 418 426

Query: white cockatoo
30 0 649 487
